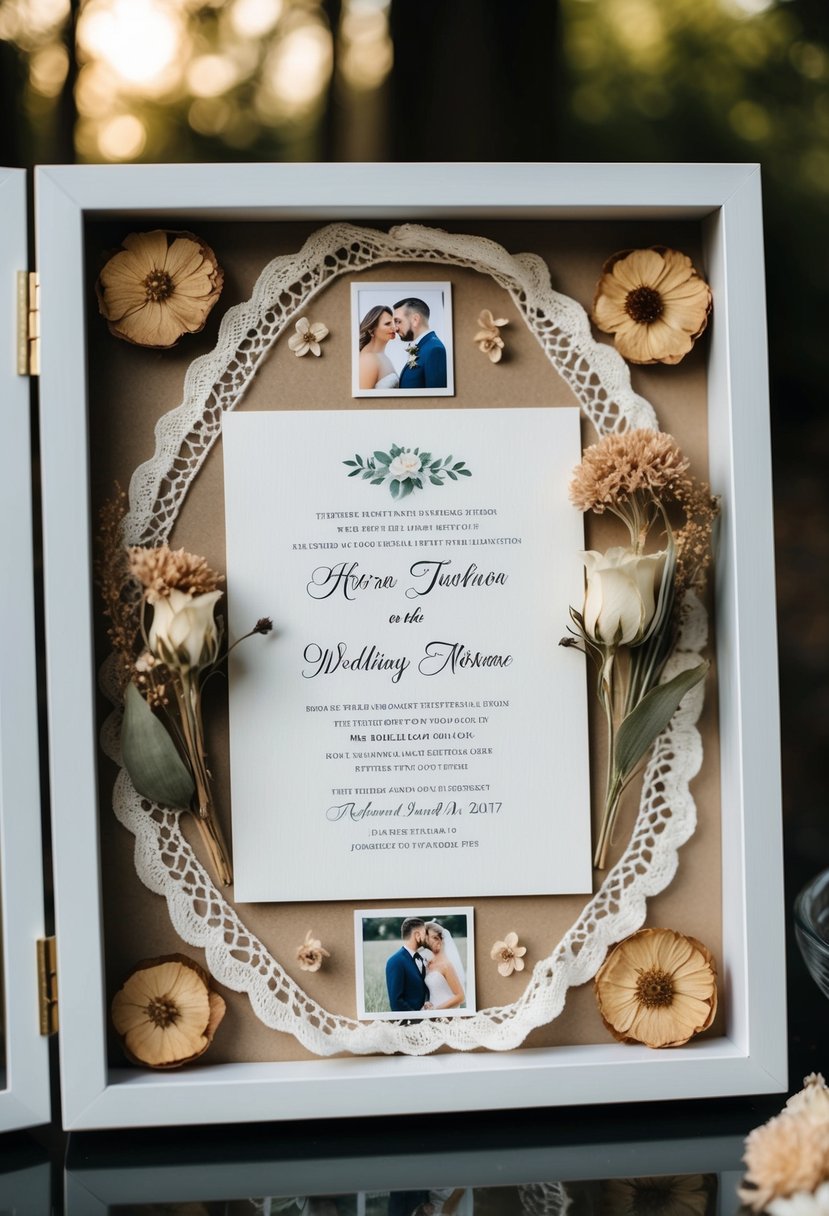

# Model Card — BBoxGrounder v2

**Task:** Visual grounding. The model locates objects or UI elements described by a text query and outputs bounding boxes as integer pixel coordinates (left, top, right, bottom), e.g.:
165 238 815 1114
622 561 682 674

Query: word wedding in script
223 407 592 902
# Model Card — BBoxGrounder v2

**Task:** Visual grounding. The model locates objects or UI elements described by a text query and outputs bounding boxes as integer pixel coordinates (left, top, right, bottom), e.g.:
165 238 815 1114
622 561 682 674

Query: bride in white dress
422 921 465 1010
358 305 400 390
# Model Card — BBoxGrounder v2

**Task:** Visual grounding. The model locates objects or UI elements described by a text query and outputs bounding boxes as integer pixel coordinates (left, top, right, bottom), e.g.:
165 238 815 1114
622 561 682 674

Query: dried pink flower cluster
740 1074 829 1212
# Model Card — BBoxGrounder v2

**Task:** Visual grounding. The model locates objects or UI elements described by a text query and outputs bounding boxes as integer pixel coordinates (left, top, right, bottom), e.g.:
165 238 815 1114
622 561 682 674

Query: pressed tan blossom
594 928 717 1048
111 955 225 1068
474 308 509 362
592 246 712 365
288 316 329 356
128 545 223 604
569 429 718 597
601 1174 712 1216
96 230 223 348
490 931 527 976
296 931 330 972
739 1075 829 1212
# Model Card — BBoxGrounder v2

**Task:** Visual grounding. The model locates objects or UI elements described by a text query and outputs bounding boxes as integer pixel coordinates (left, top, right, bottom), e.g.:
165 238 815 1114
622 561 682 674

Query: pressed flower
592 246 712 365
601 1174 712 1216
296 930 330 972
474 308 509 362
96 230 223 348
128 545 223 603
490 931 527 977
570 430 689 516
594 928 717 1048
288 316 329 357
111 954 225 1068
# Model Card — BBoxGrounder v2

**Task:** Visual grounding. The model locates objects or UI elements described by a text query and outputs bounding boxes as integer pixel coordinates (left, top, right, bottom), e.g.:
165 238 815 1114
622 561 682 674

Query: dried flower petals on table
296 931 330 972
740 1074 829 1212
111 954 225 1069
491 931 527 976
96 230 223 348
592 246 712 365
594 927 717 1048
288 316 329 356
474 308 508 362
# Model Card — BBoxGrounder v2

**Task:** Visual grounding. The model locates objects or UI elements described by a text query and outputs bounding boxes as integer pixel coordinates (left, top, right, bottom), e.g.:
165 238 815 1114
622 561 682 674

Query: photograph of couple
355 908 475 1019
351 282 454 397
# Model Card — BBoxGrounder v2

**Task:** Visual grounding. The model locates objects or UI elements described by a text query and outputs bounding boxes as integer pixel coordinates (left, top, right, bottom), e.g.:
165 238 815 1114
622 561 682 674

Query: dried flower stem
174 673 233 886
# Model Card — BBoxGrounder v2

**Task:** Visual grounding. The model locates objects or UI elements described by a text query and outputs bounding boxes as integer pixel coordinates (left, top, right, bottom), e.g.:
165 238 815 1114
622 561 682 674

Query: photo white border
351 281 455 398
34 162 785 1128
354 907 477 1020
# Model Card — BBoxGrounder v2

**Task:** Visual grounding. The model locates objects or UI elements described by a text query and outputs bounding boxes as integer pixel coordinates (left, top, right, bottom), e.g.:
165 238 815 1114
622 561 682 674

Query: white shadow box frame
35 162 785 1129
0 167 51 1131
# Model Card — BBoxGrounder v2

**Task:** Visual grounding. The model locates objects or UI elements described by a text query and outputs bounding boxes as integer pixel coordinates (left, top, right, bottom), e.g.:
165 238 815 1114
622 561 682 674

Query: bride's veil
431 921 466 994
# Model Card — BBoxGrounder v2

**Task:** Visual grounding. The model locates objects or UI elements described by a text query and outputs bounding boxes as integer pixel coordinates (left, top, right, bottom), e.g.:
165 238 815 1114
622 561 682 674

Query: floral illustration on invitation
222 406 592 904
344 444 472 499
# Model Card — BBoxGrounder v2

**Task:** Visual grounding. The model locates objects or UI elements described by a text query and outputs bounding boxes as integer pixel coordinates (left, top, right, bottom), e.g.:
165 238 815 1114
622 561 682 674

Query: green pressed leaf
374 451 392 465
348 468 361 476
430 475 442 485
121 682 195 809
614 661 709 781
355 453 363 465
343 459 357 467
399 479 414 498
446 469 458 480
390 479 400 498
458 468 472 476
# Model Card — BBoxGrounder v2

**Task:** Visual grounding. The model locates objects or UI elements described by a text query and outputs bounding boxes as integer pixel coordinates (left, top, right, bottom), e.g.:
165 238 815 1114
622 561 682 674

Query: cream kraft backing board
20 163 783 1128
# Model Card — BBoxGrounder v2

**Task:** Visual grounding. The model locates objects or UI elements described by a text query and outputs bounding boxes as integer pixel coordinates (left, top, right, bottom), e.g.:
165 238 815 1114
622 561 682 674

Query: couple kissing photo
355 908 475 1019
351 282 454 397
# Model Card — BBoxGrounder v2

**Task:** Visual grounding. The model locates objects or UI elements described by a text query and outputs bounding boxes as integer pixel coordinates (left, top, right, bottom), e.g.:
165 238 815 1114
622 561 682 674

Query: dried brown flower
594 927 717 1049
570 430 690 515
592 246 712 365
601 1174 712 1216
288 317 329 357
474 308 508 363
96 230 223 348
490 931 527 977
95 486 140 694
128 545 223 604
296 931 330 972
111 954 225 1069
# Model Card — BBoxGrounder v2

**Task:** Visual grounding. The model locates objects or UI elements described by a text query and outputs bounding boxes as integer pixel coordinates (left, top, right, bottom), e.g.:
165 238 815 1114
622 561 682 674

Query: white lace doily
101 223 706 1057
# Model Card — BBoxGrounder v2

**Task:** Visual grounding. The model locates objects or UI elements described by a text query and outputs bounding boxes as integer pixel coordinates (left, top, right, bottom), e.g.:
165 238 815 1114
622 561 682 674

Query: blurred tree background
1 0 826 989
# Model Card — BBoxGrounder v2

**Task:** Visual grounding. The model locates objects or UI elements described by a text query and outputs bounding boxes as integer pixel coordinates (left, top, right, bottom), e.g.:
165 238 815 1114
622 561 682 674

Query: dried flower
296 931 330 972
594 928 717 1048
474 309 508 362
767 1184 829 1216
128 545 223 604
601 1174 712 1216
288 316 329 357
581 546 665 647
111 955 225 1069
740 1075 829 1212
564 432 718 868
96 230 223 348
490 931 527 976
592 246 712 365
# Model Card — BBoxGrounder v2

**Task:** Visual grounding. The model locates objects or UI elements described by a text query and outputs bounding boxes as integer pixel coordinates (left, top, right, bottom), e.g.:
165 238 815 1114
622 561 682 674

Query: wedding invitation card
223 407 591 903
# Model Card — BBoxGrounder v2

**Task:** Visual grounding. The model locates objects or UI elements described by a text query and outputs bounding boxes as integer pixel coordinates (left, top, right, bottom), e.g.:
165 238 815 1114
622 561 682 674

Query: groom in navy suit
394 297 447 390
386 917 430 1012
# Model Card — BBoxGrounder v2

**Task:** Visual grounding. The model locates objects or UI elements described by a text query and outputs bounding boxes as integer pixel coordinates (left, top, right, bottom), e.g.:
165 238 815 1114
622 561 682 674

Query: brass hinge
16 271 40 377
36 936 58 1036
